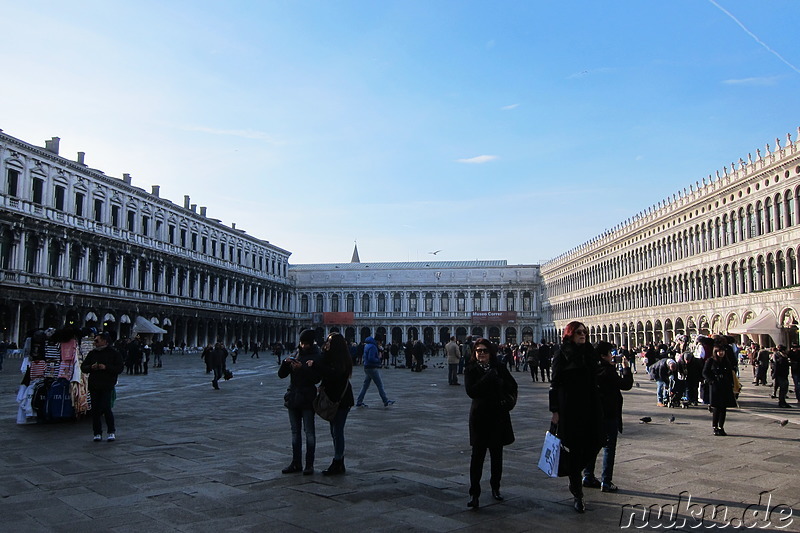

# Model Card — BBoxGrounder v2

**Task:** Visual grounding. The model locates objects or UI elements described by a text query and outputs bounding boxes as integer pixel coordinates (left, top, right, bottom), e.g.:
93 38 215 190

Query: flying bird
428 250 442 255
780 419 789 427
640 417 652 424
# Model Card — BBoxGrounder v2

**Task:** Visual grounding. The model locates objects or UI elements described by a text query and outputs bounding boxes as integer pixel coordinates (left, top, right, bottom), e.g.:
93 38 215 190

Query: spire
351 241 360 263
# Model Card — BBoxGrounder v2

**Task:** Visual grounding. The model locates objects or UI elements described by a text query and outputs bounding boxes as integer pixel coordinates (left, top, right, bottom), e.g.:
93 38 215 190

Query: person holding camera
279 329 321 474
80 332 124 442
582 341 633 493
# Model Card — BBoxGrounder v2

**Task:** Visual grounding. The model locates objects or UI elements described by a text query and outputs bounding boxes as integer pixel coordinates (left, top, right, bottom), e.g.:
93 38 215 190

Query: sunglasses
475 348 490 353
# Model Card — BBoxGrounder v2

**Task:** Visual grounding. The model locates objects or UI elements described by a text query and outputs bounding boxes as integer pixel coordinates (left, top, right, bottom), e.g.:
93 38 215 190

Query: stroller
665 374 689 408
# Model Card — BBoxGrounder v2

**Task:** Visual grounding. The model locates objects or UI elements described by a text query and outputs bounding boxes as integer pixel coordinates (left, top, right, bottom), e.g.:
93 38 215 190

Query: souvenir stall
16 327 93 424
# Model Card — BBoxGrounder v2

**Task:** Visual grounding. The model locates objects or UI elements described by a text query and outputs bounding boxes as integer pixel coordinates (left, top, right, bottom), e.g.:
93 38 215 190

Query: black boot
467 495 479 509
322 459 345 476
281 463 302 474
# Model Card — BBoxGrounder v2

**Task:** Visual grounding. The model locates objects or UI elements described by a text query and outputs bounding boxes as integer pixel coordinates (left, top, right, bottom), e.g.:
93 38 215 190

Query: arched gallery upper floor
0 130 292 284
541 129 800 299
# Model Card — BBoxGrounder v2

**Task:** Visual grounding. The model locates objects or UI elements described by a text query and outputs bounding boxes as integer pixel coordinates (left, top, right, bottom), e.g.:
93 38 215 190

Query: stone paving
1 352 798 532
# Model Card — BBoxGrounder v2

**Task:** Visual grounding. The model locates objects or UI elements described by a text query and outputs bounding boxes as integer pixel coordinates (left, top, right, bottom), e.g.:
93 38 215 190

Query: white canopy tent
132 315 167 335
728 311 782 344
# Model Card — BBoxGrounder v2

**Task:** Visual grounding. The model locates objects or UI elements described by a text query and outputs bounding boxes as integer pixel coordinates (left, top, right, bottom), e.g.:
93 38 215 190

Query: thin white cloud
708 0 800 75
181 125 284 143
722 76 781 86
456 155 498 164
501 104 520 110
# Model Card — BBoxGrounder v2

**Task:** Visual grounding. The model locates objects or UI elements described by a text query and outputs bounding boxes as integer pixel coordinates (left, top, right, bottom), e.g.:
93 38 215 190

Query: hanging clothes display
16 327 93 424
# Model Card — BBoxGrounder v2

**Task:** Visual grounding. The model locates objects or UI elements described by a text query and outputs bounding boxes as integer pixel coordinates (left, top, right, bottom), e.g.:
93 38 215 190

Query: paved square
1 353 798 532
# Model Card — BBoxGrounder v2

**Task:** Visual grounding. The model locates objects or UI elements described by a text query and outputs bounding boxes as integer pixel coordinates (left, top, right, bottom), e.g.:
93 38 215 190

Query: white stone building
0 130 295 347
540 130 800 349
290 251 541 346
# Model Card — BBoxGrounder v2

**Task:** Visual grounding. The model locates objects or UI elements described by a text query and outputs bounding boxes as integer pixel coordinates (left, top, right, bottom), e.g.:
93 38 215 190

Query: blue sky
1 1 798 265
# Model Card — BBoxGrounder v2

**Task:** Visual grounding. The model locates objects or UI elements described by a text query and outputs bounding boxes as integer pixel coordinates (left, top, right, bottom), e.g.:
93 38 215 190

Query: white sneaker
93 434 102 442
107 433 116 442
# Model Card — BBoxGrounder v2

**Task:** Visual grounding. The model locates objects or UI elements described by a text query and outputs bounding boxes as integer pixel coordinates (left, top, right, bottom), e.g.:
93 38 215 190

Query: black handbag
313 384 347 421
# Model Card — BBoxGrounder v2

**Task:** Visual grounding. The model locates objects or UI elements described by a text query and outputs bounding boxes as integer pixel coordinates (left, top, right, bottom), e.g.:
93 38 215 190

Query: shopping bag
537 431 561 478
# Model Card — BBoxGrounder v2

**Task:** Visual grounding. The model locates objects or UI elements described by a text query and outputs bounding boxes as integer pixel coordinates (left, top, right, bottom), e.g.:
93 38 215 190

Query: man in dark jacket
773 346 793 408
80 332 124 442
210 343 228 390
583 341 633 493
649 357 677 406
789 344 800 405
538 341 552 382
678 351 704 405
355 336 395 407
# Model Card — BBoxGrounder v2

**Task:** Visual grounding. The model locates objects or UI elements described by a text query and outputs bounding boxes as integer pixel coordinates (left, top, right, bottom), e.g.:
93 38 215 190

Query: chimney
184 195 190 209
151 185 160 197
77 152 86 165
122 173 132 185
200 207 207 216
44 137 60 154
232 223 236 230
190 203 197 212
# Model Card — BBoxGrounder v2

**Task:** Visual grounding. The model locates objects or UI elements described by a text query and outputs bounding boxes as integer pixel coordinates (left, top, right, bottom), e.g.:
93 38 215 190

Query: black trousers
90 388 116 435
469 445 503 497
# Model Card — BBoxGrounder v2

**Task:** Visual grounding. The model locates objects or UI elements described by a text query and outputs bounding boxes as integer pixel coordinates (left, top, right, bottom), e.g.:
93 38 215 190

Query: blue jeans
288 408 315 466
329 407 350 460
656 380 668 403
356 367 389 405
584 418 619 484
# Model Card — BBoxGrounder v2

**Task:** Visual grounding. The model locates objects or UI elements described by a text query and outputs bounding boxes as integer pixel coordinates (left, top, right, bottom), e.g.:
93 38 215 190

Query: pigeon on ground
634 382 640 388
640 417 652 424
669 415 675 423
780 419 789 427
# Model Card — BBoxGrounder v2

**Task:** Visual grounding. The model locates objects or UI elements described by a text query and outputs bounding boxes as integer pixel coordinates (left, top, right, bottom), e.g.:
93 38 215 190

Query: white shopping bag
537 431 561 478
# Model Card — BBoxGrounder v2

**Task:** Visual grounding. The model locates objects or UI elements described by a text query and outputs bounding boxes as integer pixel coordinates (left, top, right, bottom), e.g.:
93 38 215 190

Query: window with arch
775 194 784 230
346 293 355 312
392 292 402 312
315 293 323 313
457 292 466 312
361 293 370 313
408 292 417 313
473 291 482 312
378 293 386 313
424 292 434 312
489 291 499 312
440 292 450 313
747 205 756 238
331 294 339 313
788 190 797 227
522 291 532 312
764 198 773 233
506 291 515 311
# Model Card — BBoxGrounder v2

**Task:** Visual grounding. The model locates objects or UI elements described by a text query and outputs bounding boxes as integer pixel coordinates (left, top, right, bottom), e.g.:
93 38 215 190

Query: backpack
45 378 75 421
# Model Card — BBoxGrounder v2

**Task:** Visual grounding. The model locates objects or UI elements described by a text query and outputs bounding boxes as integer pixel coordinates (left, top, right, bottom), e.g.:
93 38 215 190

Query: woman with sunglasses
549 321 604 513
317 332 355 475
464 338 518 509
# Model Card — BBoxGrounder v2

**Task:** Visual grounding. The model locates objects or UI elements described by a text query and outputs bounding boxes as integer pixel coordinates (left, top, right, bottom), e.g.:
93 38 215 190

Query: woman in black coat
464 338 517 510
549 321 604 513
703 343 737 436
316 332 355 476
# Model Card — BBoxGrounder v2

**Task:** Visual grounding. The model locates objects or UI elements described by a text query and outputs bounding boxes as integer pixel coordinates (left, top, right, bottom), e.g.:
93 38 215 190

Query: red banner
312 312 355 325
471 311 517 324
